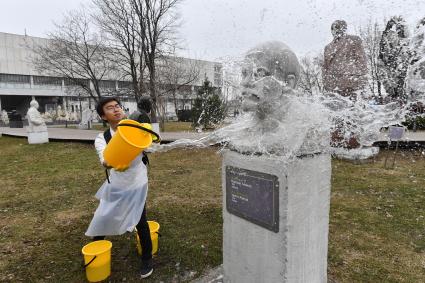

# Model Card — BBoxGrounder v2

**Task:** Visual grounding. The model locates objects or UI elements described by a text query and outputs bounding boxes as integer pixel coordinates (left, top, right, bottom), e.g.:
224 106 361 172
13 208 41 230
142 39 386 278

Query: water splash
150 41 423 161
151 85 418 162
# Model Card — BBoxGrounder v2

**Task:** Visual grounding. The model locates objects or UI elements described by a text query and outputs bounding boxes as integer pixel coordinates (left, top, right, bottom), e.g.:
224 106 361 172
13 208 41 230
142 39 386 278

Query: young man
85 97 154 278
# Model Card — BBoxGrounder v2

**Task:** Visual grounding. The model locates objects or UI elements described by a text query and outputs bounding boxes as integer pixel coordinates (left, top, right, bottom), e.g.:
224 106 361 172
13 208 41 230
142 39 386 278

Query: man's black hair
137 96 152 113
96 97 121 117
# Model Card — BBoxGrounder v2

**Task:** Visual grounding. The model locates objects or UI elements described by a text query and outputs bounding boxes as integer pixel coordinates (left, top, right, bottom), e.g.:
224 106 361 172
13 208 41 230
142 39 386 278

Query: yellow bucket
103 119 160 170
82 240 112 282
136 221 160 256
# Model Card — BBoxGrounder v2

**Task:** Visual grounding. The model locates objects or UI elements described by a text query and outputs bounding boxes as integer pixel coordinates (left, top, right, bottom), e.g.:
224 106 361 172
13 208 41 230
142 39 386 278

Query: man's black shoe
140 259 153 279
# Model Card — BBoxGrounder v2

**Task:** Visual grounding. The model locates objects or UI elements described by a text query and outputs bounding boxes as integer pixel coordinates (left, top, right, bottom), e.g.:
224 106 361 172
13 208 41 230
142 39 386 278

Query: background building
0 32 223 123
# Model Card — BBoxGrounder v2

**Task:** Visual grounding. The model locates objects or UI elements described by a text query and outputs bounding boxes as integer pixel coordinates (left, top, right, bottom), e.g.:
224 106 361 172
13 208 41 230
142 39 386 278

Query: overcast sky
0 0 424 61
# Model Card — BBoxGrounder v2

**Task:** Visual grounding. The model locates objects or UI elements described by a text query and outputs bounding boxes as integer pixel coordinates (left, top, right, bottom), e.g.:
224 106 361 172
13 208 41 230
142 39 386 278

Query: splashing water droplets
152 41 424 161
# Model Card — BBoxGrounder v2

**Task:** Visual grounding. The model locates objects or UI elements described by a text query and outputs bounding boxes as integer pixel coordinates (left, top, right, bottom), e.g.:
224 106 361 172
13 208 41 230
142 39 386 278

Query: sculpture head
331 20 347 39
30 100 39 110
240 41 300 120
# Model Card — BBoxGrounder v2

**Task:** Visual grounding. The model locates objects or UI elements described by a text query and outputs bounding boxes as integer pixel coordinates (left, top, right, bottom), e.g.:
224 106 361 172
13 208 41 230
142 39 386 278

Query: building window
118 81 132 89
64 78 90 87
0 73 30 84
33 76 62 86
99 80 116 89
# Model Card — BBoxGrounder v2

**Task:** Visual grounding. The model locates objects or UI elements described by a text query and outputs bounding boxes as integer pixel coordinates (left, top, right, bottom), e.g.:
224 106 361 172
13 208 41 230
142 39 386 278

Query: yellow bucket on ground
136 221 160 256
103 119 160 170
82 240 112 282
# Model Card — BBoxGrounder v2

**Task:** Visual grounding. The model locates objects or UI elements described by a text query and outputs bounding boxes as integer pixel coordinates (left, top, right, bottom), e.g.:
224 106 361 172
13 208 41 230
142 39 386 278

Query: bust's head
242 41 300 86
331 20 347 39
240 41 300 120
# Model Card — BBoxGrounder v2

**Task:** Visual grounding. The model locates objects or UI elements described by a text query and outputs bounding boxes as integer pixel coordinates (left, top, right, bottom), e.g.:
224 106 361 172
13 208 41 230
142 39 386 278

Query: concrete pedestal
222 150 331 283
28 131 49 144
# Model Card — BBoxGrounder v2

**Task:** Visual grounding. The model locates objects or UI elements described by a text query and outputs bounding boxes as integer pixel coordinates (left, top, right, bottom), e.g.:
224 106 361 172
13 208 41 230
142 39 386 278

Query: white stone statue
26 99 49 144
91 109 101 123
70 110 79 122
1 109 9 126
78 106 93 129
56 105 69 122
41 111 53 123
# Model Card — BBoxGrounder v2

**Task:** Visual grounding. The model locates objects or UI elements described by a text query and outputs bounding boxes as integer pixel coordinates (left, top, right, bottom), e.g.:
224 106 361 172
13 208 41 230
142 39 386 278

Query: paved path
0 127 208 143
2 126 425 143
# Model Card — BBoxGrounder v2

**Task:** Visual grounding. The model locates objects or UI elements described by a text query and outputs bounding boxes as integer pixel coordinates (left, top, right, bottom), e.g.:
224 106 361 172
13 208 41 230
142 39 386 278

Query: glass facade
0 73 31 84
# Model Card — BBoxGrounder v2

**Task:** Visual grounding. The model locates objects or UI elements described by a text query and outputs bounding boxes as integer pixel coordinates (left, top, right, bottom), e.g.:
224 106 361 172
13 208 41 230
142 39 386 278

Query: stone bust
240 41 300 126
213 41 329 156
27 100 47 132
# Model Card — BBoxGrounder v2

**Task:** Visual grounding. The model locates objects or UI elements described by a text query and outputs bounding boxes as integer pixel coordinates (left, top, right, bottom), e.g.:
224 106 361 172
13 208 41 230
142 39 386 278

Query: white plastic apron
85 134 148 237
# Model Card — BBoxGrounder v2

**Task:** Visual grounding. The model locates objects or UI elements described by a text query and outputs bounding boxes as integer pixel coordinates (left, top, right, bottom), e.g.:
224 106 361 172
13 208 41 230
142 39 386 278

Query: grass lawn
0 136 221 282
329 151 425 282
0 136 424 282
163 122 193 132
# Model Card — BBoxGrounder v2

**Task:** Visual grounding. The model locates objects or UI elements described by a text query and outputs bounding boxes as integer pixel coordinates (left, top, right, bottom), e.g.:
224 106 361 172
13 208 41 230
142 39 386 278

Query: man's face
240 60 267 113
101 100 125 122
240 59 297 116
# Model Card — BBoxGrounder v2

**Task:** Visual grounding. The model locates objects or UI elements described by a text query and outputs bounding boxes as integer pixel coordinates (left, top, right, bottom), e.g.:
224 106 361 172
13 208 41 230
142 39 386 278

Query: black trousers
93 206 153 261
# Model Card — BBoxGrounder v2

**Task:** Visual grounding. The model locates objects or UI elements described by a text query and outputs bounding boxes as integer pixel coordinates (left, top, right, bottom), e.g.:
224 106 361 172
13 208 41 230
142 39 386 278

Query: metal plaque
225 166 279 232
388 126 405 141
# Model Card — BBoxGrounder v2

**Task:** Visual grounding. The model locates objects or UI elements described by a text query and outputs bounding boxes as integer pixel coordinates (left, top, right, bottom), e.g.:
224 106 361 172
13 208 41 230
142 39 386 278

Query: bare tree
134 0 181 122
93 0 182 122
31 8 115 102
93 0 147 101
157 56 200 117
298 55 324 94
358 21 383 97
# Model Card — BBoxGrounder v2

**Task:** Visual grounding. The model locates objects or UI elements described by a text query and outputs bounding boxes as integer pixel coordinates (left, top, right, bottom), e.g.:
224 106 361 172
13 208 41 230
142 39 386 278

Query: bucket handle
83 255 97 269
117 123 161 143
